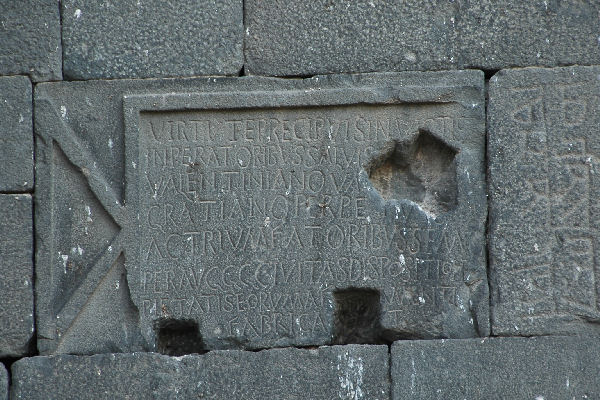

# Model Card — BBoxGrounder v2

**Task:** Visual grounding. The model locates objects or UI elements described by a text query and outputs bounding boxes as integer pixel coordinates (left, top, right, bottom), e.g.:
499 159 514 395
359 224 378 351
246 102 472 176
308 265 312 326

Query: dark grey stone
0 76 33 192
11 353 181 400
0 194 34 357
35 71 487 354
11 345 389 399
0 0 61 82
0 363 6 400
391 336 600 399
245 1 600 76
488 66 600 336
61 0 243 80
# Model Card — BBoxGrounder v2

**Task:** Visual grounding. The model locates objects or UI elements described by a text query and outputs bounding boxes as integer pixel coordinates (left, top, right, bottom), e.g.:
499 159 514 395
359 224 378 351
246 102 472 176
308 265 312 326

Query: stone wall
1 1 599 398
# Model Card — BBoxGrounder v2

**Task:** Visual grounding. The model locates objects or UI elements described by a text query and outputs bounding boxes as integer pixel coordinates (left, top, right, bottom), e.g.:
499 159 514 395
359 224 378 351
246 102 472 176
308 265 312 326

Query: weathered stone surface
0 363 7 400
12 345 389 399
0 0 61 82
391 336 600 399
61 0 243 80
0 194 34 357
488 66 600 336
245 1 600 76
35 71 487 354
0 76 33 192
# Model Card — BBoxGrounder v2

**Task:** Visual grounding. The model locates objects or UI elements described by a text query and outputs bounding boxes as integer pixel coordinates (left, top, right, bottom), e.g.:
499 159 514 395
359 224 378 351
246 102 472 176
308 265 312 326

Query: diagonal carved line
36 97 126 226
56 231 125 333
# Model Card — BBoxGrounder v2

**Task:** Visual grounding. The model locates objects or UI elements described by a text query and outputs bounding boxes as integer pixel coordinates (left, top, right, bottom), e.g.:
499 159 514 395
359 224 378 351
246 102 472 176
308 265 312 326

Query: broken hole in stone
333 288 388 345
366 130 458 217
154 318 206 356
333 288 423 344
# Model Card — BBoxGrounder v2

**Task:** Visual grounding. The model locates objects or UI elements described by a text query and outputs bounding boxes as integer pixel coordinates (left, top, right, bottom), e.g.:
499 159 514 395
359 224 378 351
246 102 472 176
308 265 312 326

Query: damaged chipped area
365 130 458 219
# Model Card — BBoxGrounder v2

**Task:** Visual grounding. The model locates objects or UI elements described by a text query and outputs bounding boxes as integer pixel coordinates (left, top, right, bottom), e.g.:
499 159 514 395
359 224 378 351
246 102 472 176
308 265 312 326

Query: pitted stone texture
11 345 389 399
489 66 600 336
0 194 34 357
35 72 487 354
61 0 242 79
245 1 600 76
0 76 33 192
391 337 600 399
11 353 181 400
0 0 61 82
0 364 6 400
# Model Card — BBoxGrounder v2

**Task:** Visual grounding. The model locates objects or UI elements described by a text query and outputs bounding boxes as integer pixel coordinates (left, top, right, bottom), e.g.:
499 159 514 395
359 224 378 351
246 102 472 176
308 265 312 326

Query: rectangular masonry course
61 0 243 79
392 336 600 399
0 194 34 357
245 1 600 76
0 0 61 81
488 65 600 336
35 71 488 355
11 345 389 400
0 76 33 192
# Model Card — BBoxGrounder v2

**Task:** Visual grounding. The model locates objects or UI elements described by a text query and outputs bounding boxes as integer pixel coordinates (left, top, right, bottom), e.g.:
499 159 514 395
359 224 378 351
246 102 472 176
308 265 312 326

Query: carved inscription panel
124 77 487 349
489 66 600 336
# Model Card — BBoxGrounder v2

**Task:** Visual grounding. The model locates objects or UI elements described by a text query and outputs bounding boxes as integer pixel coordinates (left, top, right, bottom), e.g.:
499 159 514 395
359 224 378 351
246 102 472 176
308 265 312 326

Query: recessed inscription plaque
34 72 487 353
123 73 488 349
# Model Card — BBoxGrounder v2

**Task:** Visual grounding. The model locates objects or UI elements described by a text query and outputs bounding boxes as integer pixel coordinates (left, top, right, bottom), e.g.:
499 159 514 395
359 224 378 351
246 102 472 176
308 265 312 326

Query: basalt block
35 71 487 354
391 337 600 399
0 0 61 81
11 345 389 399
61 0 243 79
0 76 33 192
0 363 7 400
245 1 600 76
0 194 34 357
489 66 600 336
